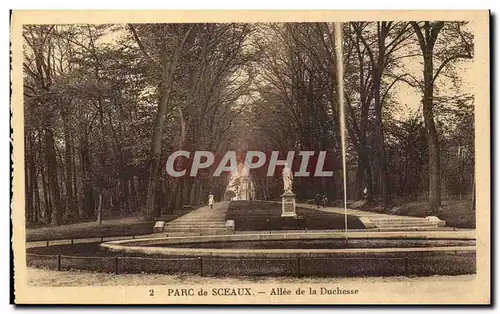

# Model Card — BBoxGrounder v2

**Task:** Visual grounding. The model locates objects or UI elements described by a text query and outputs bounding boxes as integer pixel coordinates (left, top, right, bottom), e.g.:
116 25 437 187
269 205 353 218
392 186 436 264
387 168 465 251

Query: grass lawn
26 211 189 242
225 201 364 231
388 200 474 229
353 199 475 229
26 219 154 242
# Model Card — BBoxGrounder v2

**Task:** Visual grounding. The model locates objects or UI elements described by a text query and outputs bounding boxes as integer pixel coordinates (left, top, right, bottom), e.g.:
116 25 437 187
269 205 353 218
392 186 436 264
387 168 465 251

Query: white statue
282 162 293 193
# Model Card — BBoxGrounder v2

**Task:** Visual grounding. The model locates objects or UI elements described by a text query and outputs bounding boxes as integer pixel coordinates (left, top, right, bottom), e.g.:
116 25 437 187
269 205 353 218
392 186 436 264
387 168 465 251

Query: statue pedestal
281 192 297 218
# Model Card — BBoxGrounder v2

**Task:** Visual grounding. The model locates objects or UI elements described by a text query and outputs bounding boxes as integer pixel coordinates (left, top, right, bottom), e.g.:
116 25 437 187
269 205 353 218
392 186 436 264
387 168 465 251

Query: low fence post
57 254 61 271
115 257 119 274
46 241 49 247
296 255 301 277
198 257 203 276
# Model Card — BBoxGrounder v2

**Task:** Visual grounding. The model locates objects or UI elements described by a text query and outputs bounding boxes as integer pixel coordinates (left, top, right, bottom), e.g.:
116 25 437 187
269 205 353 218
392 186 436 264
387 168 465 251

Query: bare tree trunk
355 149 373 201
25 145 33 224
80 136 95 219
175 178 185 213
355 161 365 200
97 193 103 225
72 143 79 218
471 173 475 211
139 27 192 220
373 69 391 208
62 110 75 218
423 89 441 212
130 177 139 209
40 158 50 222
145 82 174 220
412 21 444 213
45 129 62 225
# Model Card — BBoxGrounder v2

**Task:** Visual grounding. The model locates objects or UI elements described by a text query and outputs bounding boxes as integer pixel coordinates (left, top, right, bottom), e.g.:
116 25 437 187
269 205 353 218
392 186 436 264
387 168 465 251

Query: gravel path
27 267 475 287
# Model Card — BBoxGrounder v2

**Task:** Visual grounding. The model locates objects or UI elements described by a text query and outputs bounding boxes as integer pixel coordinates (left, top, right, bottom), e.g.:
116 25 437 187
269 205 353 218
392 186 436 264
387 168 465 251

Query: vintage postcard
11 10 490 304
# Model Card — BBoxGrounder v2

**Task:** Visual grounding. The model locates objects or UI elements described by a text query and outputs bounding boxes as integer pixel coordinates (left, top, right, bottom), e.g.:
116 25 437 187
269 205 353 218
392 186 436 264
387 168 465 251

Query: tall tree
351 21 413 208
410 21 473 212
24 25 64 225
128 24 193 220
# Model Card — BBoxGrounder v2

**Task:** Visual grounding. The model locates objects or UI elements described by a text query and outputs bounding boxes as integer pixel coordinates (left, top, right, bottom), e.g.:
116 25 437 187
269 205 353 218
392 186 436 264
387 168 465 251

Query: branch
344 95 361 147
381 73 410 105
432 53 472 84
410 21 426 52
386 72 422 92
127 24 157 65
385 27 415 63
353 23 375 66
429 22 445 48
385 22 410 53
161 25 194 79
387 53 422 63
456 22 473 57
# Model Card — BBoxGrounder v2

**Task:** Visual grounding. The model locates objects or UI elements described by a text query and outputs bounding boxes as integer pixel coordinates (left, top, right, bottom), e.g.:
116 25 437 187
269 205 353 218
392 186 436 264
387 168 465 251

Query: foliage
23 21 475 225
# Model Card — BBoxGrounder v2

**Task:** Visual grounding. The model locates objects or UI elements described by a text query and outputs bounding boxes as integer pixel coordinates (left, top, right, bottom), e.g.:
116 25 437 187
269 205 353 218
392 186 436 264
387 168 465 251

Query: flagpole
334 22 348 234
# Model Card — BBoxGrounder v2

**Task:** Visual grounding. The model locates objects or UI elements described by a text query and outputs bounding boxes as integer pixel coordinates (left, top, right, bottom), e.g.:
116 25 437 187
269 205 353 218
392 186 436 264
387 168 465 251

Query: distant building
226 175 255 201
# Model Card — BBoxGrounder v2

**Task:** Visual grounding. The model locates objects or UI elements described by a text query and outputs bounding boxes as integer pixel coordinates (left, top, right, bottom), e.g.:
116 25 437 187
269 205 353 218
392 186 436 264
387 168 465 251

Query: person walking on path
208 192 215 209
314 194 322 208
322 194 328 208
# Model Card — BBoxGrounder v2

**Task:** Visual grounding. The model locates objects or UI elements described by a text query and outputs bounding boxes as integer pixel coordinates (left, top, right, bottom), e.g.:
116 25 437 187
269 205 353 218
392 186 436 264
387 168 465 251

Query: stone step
160 229 228 235
375 223 437 227
182 216 226 218
373 220 436 225
164 217 226 221
154 213 191 220
372 221 436 226
165 226 227 230
369 218 429 222
374 224 438 228
166 226 226 229
166 223 227 228
365 215 423 218
154 202 230 235
164 227 228 233
167 217 226 220
369 217 432 222
138 232 202 238
166 221 226 226
173 216 226 219
374 226 443 231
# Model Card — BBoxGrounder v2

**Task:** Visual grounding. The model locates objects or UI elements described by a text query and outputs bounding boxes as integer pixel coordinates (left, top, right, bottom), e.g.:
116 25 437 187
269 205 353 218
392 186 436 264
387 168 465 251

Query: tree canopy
23 21 474 225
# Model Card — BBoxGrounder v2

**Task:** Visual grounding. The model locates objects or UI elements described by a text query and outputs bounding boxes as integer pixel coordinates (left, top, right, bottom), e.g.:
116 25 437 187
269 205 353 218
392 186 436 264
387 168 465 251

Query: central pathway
160 201 230 235
159 200 454 235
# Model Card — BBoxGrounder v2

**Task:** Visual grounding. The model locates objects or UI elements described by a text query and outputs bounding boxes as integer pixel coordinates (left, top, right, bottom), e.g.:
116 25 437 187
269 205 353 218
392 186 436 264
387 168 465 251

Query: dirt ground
27 267 475 287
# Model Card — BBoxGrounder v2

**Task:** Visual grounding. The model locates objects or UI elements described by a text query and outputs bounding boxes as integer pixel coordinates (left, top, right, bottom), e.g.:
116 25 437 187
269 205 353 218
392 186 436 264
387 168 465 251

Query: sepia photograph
10 10 490 304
